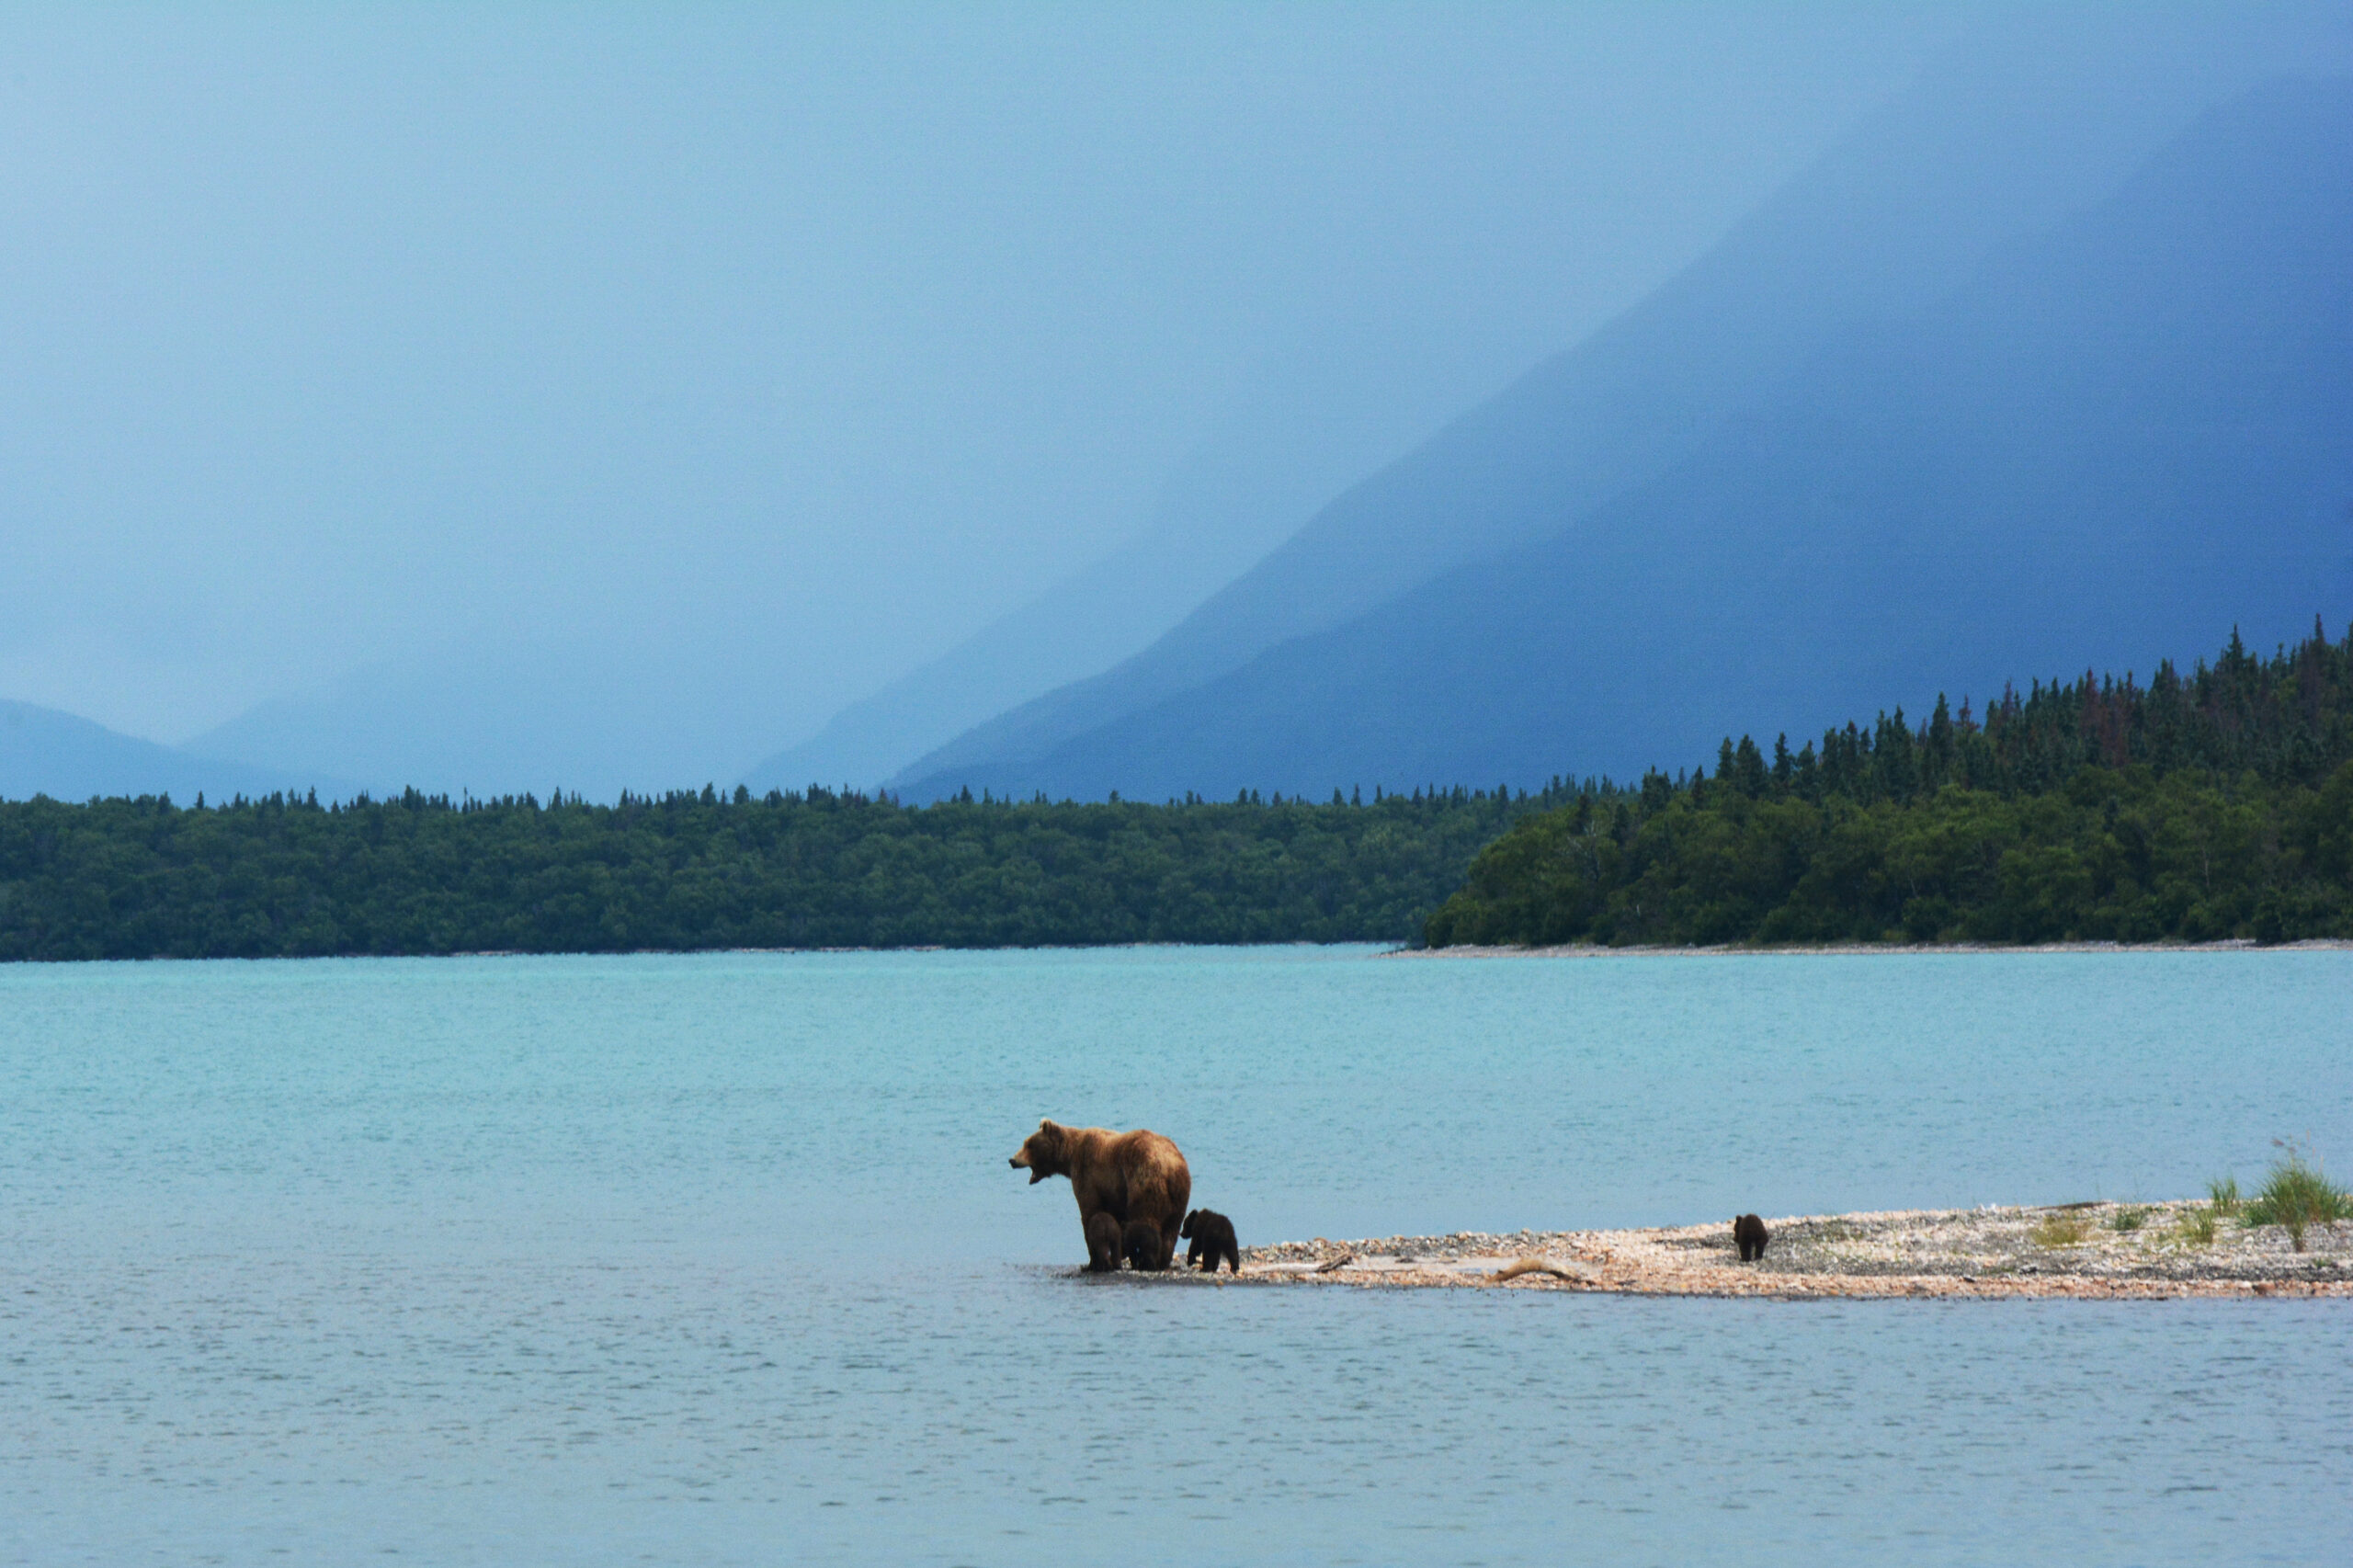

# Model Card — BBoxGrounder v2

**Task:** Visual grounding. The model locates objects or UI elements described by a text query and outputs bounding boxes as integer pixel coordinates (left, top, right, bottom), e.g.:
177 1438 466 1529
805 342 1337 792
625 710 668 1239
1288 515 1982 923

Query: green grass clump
2174 1206 2217 1245
2032 1212 2088 1247
2208 1175 2241 1216
2242 1142 2350 1253
2108 1206 2147 1233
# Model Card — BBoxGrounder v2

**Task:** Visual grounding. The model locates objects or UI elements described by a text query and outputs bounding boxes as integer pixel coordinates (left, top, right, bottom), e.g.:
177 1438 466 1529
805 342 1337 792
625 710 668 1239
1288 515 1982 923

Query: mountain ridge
2 699 359 804
891 23 2326 799
897 75 2353 803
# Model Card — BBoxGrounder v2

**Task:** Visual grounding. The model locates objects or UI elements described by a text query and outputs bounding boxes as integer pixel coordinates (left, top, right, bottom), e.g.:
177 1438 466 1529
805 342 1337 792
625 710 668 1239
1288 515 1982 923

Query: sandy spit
1093 1202 2353 1300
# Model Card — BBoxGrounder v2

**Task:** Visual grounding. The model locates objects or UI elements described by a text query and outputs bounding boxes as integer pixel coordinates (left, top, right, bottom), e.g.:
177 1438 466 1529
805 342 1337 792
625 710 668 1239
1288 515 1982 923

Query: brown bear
1009 1119 1190 1271
1122 1218 1165 1271
1085 1211 1123 1273
1180 1209 1240 1274
1733 1213 1770 1262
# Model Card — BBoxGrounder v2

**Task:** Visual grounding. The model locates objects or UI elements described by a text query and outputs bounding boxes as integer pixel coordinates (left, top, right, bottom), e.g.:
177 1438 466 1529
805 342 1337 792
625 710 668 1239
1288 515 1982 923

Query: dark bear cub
1122 1219 1165 1271
1733 1213 1770 1262
1179 1209 1240 1274
1086 1211 1123 1273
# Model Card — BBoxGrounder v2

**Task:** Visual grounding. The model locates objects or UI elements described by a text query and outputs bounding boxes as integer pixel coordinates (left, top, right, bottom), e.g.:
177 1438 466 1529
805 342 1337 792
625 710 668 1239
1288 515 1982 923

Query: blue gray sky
22 3 2344 803
1 3 1974 793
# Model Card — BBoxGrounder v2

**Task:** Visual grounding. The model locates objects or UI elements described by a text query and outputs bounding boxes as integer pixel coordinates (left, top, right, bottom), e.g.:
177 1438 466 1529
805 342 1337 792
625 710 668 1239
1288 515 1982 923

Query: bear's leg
1222 1241 1240 1274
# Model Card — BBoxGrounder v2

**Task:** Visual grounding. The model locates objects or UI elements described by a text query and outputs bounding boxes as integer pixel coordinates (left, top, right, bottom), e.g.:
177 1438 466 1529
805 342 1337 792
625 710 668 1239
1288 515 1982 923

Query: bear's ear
1038 1118 1060 1131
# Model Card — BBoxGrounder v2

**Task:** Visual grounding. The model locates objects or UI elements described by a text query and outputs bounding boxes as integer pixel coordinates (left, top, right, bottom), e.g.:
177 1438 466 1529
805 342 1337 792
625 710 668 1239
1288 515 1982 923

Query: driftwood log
1490 1256 1595 1284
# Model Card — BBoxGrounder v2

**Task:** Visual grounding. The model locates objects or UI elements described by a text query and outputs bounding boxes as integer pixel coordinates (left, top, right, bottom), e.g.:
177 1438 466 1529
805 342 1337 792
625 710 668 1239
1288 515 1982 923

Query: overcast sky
0 4 1968 770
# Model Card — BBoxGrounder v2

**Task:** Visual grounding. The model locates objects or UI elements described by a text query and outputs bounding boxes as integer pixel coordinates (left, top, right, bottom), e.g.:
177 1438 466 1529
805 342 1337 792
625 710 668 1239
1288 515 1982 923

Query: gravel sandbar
1091 1202 2353 1299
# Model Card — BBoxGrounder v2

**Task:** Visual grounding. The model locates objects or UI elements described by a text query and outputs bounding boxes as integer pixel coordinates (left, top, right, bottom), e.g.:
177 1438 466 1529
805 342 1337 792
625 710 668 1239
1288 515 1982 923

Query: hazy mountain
898 78 2353 803
889 13 2338 800
0 700 351 803
180 637 773 803
742 324 1534 793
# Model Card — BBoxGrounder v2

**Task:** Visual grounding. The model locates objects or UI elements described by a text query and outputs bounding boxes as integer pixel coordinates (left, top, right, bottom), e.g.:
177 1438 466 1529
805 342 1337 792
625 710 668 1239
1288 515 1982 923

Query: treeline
0 780 1554 960
1426 621 2353 948
9 622 2347 960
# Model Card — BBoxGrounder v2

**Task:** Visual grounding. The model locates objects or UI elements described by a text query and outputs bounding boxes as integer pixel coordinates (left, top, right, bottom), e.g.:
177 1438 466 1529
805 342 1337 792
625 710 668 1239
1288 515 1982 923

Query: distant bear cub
1733 1213 1770 1262
1180 1209 1240 1274
1086 1211 1123 1273
1122 1219 1165 1271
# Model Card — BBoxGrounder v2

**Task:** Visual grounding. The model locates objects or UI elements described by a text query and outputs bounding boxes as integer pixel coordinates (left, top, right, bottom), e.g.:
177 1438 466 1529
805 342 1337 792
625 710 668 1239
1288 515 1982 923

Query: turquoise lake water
1 947 2347 1565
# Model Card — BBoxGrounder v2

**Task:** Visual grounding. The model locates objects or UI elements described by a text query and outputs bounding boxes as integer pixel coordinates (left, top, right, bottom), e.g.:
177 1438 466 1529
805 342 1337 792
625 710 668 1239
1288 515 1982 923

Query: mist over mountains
6 9 2350 810
894 74 2353 804
0 701 350 806
739 323 1522 795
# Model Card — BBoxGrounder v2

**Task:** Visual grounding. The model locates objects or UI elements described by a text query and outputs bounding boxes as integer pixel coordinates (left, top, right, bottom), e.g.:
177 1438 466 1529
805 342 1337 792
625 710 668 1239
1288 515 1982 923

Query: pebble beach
1119 1201 2353 1299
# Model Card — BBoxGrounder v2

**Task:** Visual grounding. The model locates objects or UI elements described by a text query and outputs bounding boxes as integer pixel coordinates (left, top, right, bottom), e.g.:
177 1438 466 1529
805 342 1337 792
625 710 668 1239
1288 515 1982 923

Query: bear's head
1178 1210 1199 1239
1008 1119 1068 1185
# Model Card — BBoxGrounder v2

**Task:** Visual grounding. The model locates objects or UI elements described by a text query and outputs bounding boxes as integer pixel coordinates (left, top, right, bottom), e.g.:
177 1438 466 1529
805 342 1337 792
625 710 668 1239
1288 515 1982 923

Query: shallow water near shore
3 946 2348 1565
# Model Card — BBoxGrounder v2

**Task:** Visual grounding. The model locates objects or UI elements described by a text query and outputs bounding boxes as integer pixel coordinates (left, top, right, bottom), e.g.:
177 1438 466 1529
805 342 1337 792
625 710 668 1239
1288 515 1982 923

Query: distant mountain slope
0 700 348 803
741 515 1267 795
902 78 2353 803
892 17 2326 799
741 324 1501 792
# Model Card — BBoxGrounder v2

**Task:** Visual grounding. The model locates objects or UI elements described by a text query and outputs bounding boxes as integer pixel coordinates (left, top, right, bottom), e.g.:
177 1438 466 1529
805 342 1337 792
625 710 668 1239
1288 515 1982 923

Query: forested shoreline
5 623 2348 960
1426 622 2353 948
0 782 1545 960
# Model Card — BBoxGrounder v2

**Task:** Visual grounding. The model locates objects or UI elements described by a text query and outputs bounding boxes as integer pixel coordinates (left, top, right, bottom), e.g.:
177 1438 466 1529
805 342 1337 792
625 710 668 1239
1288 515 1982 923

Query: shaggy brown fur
1179 1209 1240 1274
1010 1119 1191 1270
1122 1219 1165 1271
1733 1213 1771 1262
1085 1211 1123 1273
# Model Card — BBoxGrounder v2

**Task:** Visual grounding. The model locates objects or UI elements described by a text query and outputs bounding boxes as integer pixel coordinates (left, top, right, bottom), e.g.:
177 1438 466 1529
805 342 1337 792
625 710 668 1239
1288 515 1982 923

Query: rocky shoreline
1101 1201 2353 1299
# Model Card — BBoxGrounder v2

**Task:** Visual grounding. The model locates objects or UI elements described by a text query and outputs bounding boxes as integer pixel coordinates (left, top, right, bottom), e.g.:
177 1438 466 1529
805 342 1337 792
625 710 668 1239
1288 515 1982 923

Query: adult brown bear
1009 1119 1190 1271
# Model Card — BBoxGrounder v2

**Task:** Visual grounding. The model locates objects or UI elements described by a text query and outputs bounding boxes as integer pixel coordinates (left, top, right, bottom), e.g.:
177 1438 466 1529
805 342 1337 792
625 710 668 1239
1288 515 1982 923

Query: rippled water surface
2 947 2348 1565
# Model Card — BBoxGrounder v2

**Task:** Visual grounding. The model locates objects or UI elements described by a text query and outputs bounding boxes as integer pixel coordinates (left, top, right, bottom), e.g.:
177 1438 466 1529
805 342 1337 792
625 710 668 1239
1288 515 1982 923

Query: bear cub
1086 1211 1124 1273
1733 1213 1771 1262
1180 1209 1240 1274
1122 1219 1165 1271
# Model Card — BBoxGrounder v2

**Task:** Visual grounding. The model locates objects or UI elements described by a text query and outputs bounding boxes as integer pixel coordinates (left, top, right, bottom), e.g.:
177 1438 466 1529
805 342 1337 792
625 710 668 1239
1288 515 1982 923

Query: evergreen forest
0 781 1541 960
4 622 2348 960
1425 621 2353 949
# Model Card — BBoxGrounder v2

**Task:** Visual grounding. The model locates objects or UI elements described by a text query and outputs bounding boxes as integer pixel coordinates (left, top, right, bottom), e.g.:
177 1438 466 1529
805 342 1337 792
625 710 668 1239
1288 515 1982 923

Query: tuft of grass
2208 1175 2241 1217
2174 1206 2217 1245
2108 1206 2147 1233
2032 1212 2088 1247
2243 1142 2350 1253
